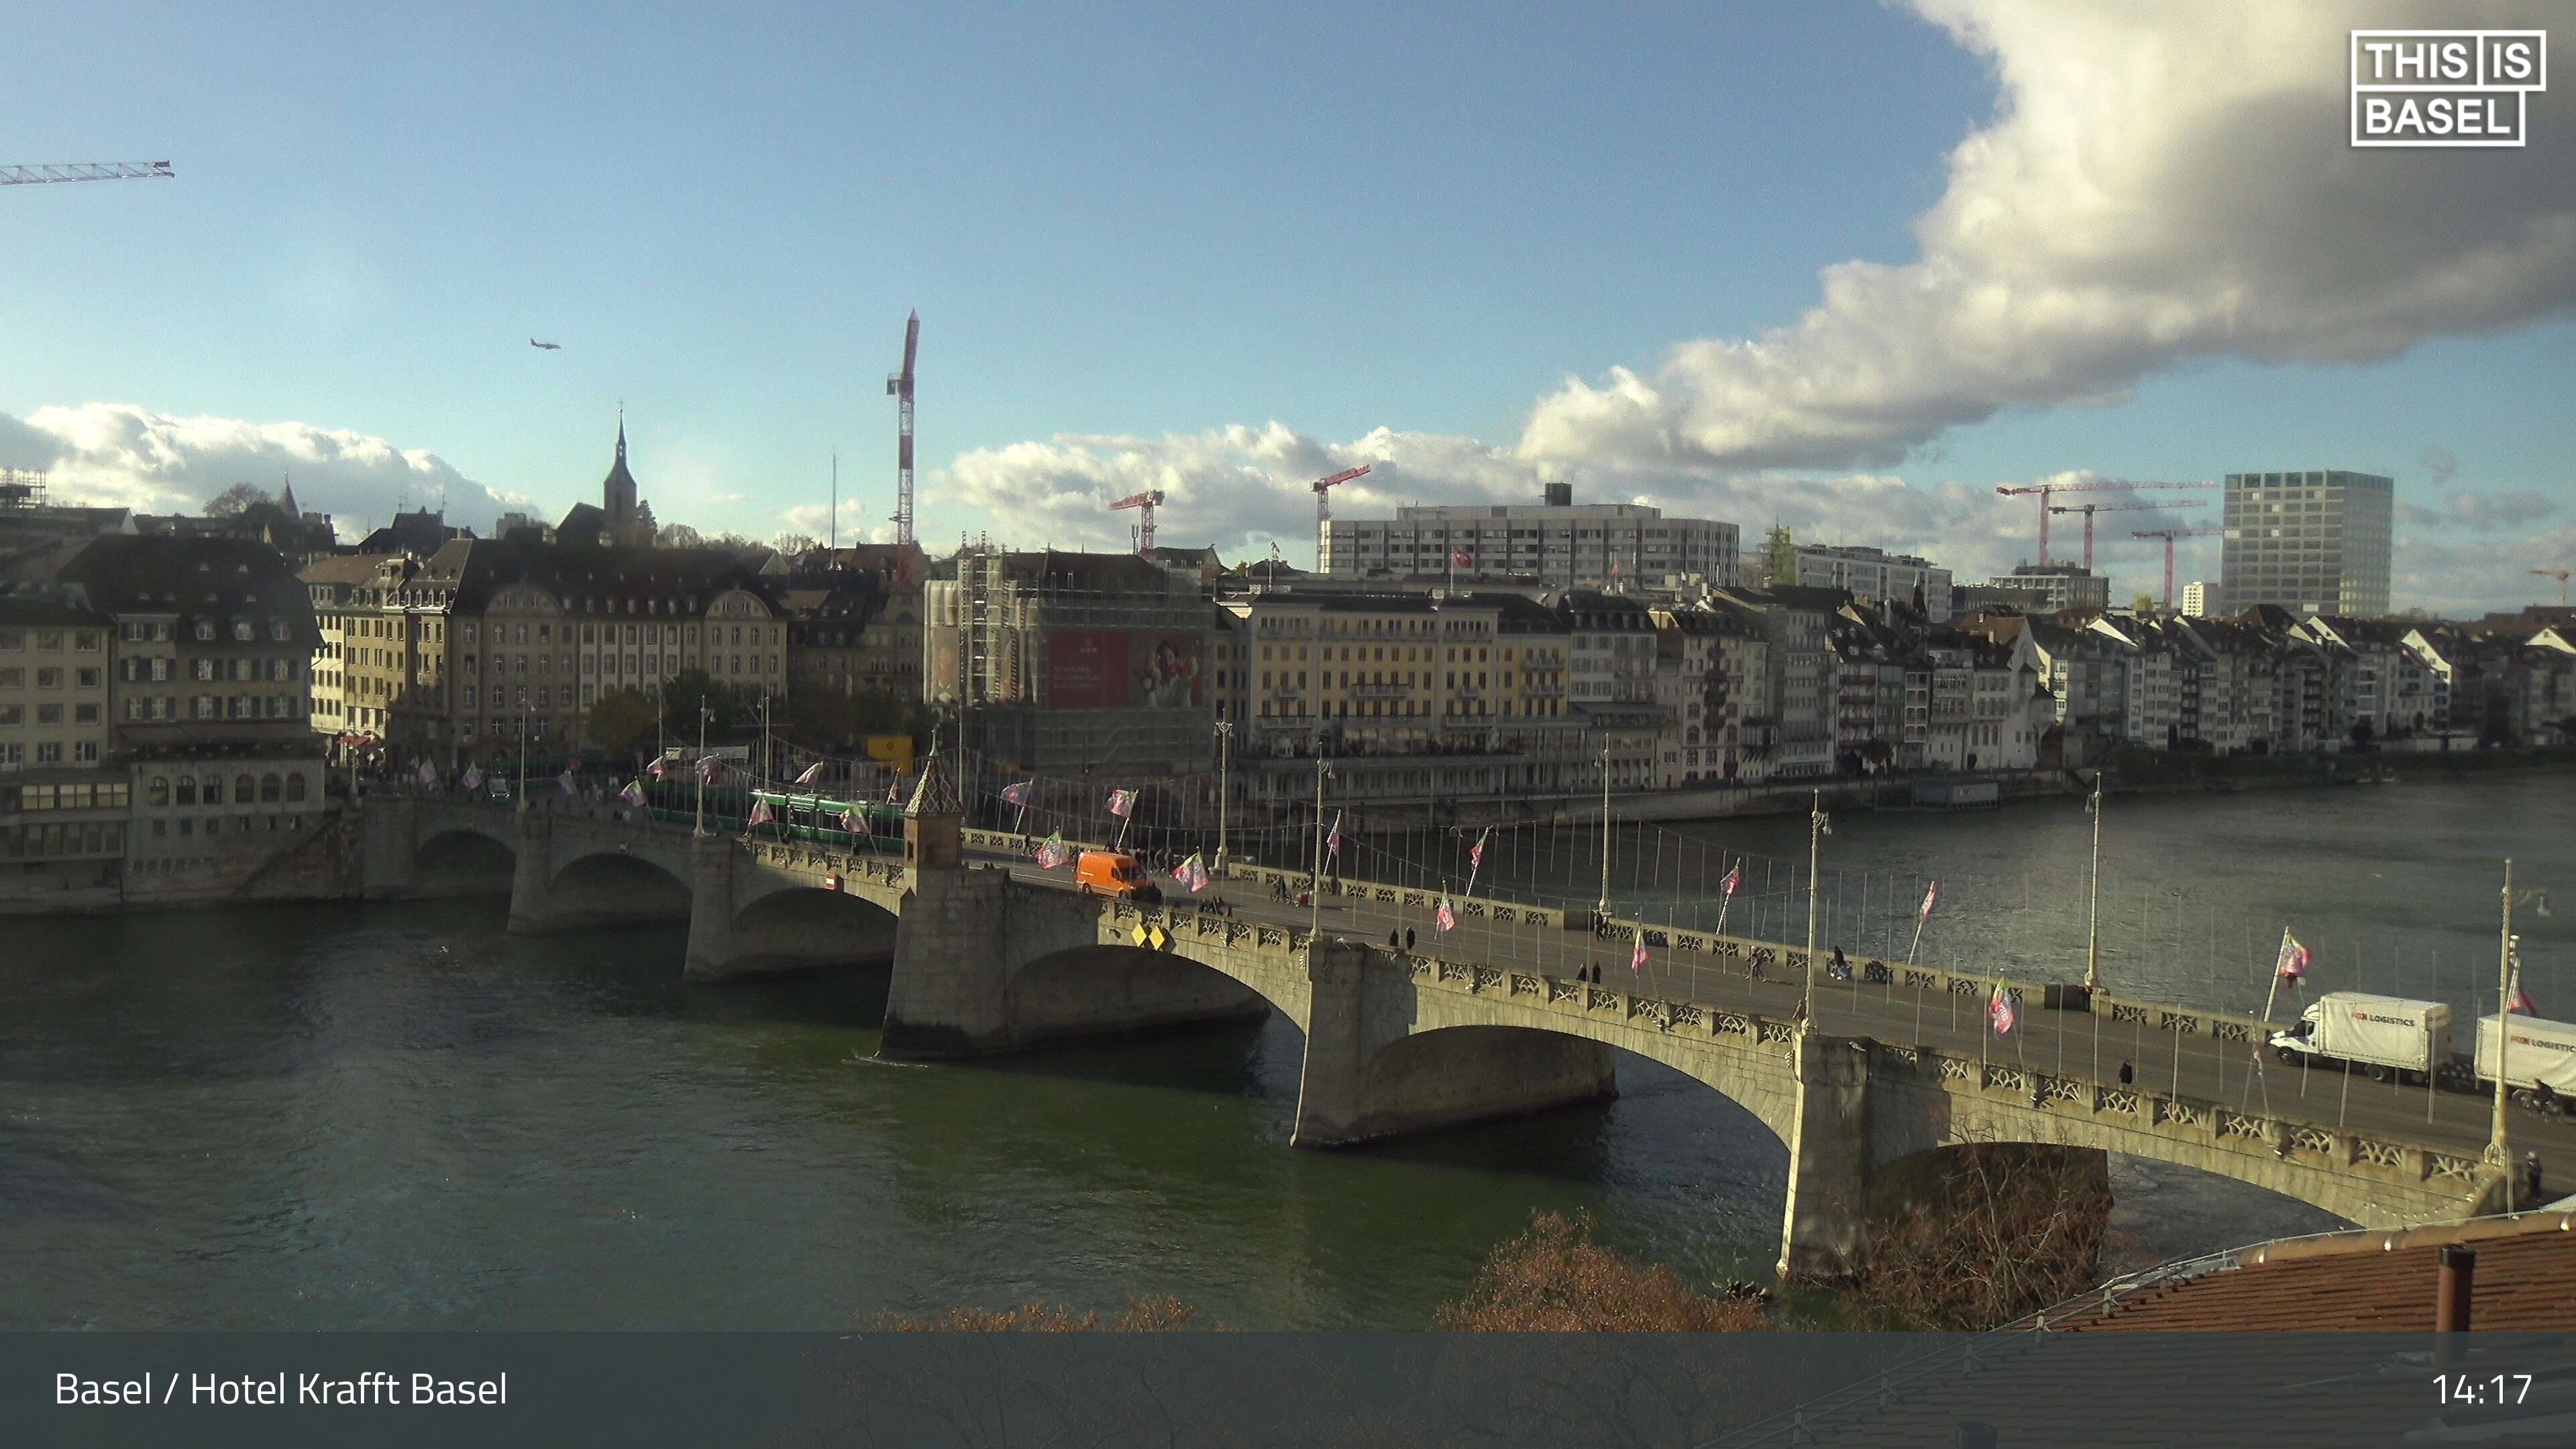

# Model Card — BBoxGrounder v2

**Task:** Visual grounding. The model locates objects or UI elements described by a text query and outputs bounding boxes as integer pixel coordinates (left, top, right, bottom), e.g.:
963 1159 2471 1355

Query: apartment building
2220 470 2394 618
1320 482 1739 590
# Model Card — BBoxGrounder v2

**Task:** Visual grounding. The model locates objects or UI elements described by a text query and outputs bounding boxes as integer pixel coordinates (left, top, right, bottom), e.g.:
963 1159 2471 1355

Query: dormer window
194 620 214 641
232 621 253 641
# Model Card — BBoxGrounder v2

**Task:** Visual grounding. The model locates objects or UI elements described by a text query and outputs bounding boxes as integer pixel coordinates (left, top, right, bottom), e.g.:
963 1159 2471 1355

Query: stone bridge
362 794 2519 1279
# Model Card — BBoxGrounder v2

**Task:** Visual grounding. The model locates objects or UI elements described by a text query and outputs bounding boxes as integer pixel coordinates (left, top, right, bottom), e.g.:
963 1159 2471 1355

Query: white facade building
1320 484 1739 590
1793 545 1953 622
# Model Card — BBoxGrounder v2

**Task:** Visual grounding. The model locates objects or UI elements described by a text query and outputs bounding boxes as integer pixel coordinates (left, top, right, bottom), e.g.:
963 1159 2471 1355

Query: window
177 775 198 805
36 704 62 724
261 773 281 802
235 773 256 803
270 621 289 642
285 772 307 803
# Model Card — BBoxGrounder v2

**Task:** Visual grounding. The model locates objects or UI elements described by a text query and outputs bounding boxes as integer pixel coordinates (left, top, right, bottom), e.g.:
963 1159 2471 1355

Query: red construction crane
2536 569 2571 608
1311 464 1371 568
1 160 172 186
1996 478 2214 565
885 311 919 549
2048 498 2206 570
2132 525 2226 609
1110 490 1165 555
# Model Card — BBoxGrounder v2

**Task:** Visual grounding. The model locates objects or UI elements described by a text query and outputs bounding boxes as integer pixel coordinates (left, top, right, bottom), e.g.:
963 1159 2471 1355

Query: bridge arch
1002 942 1277 1048
724 881 904 973
414 826 517 895
547 848 692 928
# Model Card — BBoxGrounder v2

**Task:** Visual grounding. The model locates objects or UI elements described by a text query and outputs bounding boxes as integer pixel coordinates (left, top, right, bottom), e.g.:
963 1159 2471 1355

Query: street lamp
694 699 712 836
1596 735 1612 922
1309 747 1332 944
2084 767 2108 994
1215 719 1234 869
1803 789 1831 1025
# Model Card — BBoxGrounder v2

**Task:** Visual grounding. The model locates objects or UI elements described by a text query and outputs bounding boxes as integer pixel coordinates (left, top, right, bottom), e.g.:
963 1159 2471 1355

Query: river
3 773 2567 1330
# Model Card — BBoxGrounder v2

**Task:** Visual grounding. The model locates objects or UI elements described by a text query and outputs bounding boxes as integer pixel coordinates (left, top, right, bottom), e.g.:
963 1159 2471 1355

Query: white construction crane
2 161 174 186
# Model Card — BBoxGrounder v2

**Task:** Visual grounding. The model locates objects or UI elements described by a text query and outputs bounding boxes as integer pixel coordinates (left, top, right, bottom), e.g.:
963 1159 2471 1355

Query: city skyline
2 1 2569 614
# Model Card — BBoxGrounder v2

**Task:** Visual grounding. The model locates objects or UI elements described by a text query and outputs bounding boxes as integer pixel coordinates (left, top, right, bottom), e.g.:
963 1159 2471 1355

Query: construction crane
1 160 173 186
1996 478 2214 565
1110 490 1165 555
1310 465 1371 570
885 310 918 549
2536 569 2571 608
2132 525 2226 609
2048 498 2206 570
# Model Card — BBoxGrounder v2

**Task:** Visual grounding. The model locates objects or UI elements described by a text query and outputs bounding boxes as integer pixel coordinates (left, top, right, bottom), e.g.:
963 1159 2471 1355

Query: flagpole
1803 790 1825 1026
2084 767 2106 994
1311 752 1330 943
1216 720 1233 871
2489 858 2514 1173
2261 930 2286 1025
1596 738 1612 924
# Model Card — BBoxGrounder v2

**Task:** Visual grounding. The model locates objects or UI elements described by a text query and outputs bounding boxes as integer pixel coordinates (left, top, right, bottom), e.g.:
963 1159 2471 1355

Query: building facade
1320 484 1739 590
2219 470 2394 618
1793 545 1953 622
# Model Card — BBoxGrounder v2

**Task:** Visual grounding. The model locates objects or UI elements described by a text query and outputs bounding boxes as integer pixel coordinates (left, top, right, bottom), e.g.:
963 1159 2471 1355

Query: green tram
628 780 907 852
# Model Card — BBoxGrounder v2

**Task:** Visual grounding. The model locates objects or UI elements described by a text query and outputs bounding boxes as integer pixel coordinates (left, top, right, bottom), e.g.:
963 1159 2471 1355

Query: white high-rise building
1320 482 1738 589
2180 580 2207 618
2219 470 2394 617
1790 544 1953 621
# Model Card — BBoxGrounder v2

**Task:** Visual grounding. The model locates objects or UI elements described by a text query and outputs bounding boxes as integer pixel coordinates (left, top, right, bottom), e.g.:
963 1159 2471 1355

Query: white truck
2474 1013 2576 1114
2269 991 2452 1083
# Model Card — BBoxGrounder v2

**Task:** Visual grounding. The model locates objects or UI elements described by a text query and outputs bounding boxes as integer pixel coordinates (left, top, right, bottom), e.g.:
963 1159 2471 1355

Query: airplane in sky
529 337 561 350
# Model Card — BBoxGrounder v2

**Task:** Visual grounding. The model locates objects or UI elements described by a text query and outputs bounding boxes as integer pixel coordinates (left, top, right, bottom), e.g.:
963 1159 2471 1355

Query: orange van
1075 849 1163 904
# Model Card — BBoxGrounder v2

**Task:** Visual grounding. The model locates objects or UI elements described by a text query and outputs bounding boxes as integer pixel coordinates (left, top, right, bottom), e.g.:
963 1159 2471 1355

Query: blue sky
3 1 2569 611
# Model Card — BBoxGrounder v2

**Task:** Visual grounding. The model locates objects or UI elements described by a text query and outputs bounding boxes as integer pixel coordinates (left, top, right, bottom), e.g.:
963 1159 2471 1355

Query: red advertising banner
1045 631 1205 710
1046 631 1130 708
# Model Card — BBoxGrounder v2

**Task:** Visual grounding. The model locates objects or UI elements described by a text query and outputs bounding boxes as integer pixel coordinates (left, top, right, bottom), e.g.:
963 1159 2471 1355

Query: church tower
601 417 639 529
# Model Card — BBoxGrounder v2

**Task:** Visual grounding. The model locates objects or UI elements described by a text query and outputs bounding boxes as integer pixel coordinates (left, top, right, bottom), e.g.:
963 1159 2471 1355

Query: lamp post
1596 736 1612 922
1804 789 1829 1024
1215 719 1233 869
694 700 712 836
1310 748 1331 944
2084 766 2107 994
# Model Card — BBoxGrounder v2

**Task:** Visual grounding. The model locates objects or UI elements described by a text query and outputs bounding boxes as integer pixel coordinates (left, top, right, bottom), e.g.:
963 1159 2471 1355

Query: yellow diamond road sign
1150 925 1169 950
1131 923 1150 947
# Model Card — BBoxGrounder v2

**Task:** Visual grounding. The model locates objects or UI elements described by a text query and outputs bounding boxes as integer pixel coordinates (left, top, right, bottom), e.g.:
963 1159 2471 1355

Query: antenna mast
885 311 918 547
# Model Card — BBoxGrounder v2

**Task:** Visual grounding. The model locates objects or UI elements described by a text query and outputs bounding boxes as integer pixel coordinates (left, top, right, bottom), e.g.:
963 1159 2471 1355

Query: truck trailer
2473 1013 2576 1114
2268 991 2452 1083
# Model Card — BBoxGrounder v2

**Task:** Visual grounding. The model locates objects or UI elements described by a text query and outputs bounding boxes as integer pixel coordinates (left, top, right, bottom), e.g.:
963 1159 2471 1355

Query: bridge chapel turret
903 747 963 869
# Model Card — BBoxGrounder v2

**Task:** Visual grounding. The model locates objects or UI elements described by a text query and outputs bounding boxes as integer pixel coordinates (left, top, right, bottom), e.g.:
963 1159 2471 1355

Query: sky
2 1 2570 614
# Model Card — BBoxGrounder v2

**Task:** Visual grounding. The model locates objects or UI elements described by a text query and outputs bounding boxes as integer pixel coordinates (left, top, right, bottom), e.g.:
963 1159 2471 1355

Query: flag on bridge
2510 983 2538 1015
621 780 645 807
417 761 436 787
2274 929 2311 988
1452 547 1472 570
847 804 870 838
1325 810 1342 864
747 798 773 827
649 756 667 780
1001 781 1032 808
1631 936 1649 973
462 765 483 791
1035 832 1068 870
558 769 577 797
1435 894 1457 933
1988 982 2017 1036
699 756 718 784
1107 788 1135 819
1919 881 1940 925
1175 852 1210 893
794 759 824 787
1721 861 1742 898
1468 828 1487 872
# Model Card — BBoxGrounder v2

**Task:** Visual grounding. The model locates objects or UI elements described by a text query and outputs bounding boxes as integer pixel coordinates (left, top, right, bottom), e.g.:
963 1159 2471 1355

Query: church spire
616 405 627 463
278 471 300 518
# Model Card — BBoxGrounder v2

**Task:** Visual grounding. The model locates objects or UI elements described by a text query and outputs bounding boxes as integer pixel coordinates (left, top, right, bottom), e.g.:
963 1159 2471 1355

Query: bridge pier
682 833 740 981
879 865 1016 1055
360 796 419 899
504 806 555 934
1778 1030 1872 1281
1291 941 1619 1148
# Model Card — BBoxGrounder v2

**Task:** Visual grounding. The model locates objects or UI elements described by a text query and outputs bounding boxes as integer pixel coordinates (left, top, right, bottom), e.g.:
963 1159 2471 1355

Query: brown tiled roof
2072 1210 2576 1332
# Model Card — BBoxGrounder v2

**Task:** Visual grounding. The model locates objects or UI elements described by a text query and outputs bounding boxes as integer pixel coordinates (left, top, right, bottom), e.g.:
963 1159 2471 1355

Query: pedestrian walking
1389 928 1400 950
1405 927 1416 951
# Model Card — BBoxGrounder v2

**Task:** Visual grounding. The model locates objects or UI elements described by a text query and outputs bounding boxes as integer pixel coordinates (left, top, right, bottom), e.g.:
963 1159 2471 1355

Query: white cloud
1515 0 2576 472
9 402 528 542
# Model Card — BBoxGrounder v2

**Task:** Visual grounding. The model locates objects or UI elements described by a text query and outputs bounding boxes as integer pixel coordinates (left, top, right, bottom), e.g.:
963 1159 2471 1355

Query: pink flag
2509 985 2538 1015
1326 810 1342 863
1034 832 1067 869
1630 938 1648 973
2274 930 2310 987
649 757 667 780
1107 788 1135 818
1918 881 1940 925
1001 781 1032 808
1435 896 1456 932
794 760 823 787
621 780 644 807
1468 829 1487 872
848 806 869 837
1721 863 1743 898
1452 547 1472 569
557 769 577 796
747 799 774 826
1988 983 2017 1036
